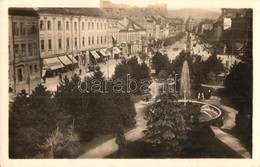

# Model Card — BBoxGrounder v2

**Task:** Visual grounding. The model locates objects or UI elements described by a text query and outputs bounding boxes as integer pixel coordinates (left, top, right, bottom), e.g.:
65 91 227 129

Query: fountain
179 60 191 105
178 60 222 125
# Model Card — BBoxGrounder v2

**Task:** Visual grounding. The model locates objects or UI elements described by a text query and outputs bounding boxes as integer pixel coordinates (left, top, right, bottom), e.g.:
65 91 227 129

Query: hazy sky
104 0 255 13
104 0 222 12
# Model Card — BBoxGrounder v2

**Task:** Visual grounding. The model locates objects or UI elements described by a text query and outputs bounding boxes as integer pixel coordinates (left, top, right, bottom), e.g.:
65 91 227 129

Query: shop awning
58 55 72 65
90 51 100 59
43 57 64 70
100 49 111 57
67 55 78 63
112 47 121 54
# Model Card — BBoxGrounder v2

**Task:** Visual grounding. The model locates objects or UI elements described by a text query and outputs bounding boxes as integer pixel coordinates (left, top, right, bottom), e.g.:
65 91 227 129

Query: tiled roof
38 8 106 17
9 8 38 16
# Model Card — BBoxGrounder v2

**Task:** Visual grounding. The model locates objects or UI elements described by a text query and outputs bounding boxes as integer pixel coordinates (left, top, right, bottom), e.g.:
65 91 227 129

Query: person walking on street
197 92 201 101
42 75 46 84
59 73 62 81
79 68 82 75
201 93 205 101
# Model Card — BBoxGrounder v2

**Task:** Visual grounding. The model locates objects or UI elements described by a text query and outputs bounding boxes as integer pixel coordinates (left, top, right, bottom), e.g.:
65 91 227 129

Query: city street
160 35 187 61
10 58 122 96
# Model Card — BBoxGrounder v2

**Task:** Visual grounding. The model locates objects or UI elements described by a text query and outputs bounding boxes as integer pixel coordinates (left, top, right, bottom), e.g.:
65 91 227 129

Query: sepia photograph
1 0 260 166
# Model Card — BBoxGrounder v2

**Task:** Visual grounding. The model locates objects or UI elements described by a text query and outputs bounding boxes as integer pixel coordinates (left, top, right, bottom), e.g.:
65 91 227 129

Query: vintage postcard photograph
0 0 259 166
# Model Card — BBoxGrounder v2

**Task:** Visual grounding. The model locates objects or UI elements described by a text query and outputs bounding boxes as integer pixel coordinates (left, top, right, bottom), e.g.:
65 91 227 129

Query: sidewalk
9 58 120 97
205 97 251 158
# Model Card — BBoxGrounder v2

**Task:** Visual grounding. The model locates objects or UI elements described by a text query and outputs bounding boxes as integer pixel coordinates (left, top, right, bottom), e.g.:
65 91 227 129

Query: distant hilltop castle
100 0 168 17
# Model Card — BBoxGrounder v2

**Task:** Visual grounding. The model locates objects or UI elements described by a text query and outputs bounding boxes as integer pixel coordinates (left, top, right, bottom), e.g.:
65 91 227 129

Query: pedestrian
79 69 82 75
197 92 201 101
9 84 13 93
208 90 211 99
59 73 62 81
201 93 205 101
42 75 46 84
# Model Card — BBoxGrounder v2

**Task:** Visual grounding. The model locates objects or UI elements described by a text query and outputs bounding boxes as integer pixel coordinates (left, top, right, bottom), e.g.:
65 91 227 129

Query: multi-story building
185 16 196 32
200 19 214 33
38 8 112 76
168 18 184 35
220 8 252 55
212 17 223 42
118 17 146 55
9 8 41 92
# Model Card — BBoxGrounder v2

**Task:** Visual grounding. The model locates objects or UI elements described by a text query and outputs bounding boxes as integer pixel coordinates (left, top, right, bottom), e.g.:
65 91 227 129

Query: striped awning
43 57 64 70
112 47 121 54
100 49 111 57
58 55 72 65
67 54 78 63
90 51 100 59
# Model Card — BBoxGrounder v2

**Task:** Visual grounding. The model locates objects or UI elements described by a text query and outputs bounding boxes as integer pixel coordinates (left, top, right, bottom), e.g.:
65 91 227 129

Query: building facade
9 8 41 92
38 8 112 76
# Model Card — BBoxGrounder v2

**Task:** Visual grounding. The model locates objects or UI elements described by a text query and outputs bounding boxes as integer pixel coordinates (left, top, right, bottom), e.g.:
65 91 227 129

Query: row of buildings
9 7 175 93
186 8 252 57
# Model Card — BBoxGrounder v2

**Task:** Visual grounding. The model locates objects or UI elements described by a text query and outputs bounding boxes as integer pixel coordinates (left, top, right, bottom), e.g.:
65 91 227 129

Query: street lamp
174 73 178 93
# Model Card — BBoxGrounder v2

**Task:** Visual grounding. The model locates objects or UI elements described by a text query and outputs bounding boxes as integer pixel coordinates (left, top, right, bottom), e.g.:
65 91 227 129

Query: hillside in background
168 8 221 20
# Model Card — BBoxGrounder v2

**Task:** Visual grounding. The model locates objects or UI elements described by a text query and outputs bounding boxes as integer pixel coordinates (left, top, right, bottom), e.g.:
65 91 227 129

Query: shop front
42 57 64 77
67 54 79 70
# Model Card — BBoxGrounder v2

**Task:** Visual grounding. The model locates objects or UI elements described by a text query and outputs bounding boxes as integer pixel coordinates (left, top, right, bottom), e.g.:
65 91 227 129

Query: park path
205 97 251 158
78 81 159 158
78 101 147 158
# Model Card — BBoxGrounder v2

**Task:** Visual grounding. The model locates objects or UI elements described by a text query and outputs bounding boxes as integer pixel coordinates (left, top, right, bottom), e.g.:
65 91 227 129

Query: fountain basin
178 100 222 126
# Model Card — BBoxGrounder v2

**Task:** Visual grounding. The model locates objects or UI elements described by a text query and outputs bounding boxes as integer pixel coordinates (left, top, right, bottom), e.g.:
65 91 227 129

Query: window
97 36 99 45
27 23 32 35
40 20 44 30
88 22 90 30
20 23 26 35
30 65 33 74
88 37 91 45
82 22 84 30
28 44 33 56
14 44 19 56
48 39 52 50
74 22 77 30
33 43 37 55
47 21 51 30
66 38 70 49
101 23 103 30
66 21 69 30
34 64 38 73
13 23 19 36
97 23 99 30
104 23 106 29
82 37 85 47
31 25 36 34
75 37 77 47
92 36 94 45
21 44 26 56
41 40 44 50
58 21 62 30
101 36 103 44
92 22 94 30
104 36 106 44
58 39 62 49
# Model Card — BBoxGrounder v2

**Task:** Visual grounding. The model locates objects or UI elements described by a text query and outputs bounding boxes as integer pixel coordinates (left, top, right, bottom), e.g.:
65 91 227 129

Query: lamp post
174 73 178 93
